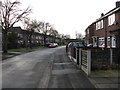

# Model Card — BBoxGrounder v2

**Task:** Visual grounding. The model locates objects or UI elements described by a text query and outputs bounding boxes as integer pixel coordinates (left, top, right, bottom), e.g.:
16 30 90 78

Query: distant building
85 1 120 48
7 27 62 49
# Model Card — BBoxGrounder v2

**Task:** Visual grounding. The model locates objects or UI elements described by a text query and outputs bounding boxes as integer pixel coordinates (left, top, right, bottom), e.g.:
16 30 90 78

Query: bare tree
48 27 59 42
49 28 59 37
24 18 40 49
39 22 51 45
76 32 82 39
1 0 31 53
60 34 70 39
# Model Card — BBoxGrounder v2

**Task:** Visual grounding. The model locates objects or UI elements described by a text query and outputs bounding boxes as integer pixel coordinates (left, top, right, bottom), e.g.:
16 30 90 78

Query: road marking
54 62 72 65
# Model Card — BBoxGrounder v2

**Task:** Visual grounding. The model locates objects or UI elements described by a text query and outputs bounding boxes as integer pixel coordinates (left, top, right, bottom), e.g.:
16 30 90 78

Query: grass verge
90 70 120 77
8 46 47 52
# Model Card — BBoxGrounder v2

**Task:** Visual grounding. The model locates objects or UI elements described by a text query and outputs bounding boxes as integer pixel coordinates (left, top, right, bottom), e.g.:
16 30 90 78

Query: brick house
85 1 120 48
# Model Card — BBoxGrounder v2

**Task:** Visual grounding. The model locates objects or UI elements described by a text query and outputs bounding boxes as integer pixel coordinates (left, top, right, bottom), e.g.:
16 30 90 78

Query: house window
99 37 105 47
96 20 103 30
100 20 103 28
92 37 98 47
36 36 38 39
108 14 115 26
18 33 23 38
86 28 89 35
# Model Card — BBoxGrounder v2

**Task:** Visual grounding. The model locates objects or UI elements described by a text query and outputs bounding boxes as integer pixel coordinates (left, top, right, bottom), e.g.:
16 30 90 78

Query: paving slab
48 47 95 88
88 77 119 88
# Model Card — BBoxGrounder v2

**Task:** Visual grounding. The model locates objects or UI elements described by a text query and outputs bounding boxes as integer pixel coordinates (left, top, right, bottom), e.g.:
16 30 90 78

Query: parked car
68 42 86 47
49 43 58 48
45 43 51 47
54 43 58 47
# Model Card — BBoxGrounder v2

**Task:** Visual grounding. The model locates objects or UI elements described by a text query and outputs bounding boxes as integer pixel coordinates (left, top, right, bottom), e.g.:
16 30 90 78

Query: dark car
45 43 51 47
68 42 86 47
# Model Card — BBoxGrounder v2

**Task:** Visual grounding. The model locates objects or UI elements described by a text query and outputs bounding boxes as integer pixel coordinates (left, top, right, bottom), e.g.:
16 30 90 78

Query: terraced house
85 1 120 48
8 27 61 49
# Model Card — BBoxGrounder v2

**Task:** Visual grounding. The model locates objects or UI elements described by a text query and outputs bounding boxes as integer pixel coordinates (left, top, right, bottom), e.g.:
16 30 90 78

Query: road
2 46 95 88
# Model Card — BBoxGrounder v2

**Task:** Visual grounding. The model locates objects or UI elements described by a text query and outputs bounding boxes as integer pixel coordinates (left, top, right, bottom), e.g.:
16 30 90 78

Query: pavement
66 49 119 88
68 58 119 88
88 77 119 88
47 47 95 88
2 51 26 60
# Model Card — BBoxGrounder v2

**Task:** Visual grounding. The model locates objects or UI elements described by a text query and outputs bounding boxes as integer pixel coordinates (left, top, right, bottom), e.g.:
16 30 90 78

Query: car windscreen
74 43 84 47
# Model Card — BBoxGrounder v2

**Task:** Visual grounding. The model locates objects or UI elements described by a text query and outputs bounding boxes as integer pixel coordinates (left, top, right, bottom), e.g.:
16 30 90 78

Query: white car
54 43 58 46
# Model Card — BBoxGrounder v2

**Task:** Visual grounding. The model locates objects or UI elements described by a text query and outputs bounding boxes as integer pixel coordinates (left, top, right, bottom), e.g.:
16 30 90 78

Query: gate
81 50 91 75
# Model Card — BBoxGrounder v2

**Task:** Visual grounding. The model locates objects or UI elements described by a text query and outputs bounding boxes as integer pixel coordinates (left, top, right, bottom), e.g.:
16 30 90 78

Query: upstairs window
108 14 115 26
96 20 103 30
86 28 89 35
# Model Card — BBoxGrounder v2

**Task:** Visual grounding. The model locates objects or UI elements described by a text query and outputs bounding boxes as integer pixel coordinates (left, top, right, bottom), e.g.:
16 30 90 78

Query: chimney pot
101 13 104 17
116 1 120 8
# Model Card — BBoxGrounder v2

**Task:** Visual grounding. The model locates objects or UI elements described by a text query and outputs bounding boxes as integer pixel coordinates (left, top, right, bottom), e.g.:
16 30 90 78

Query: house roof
95 7 120 22
85 6 120 31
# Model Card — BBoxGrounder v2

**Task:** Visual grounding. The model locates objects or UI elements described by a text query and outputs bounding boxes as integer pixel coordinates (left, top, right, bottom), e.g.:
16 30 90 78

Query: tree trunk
2 29 8 53
29 33 32 49
43 35 46 46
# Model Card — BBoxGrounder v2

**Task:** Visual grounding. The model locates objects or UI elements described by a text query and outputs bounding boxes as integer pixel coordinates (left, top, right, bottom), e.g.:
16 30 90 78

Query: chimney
116 1 120 8
101 13 104 17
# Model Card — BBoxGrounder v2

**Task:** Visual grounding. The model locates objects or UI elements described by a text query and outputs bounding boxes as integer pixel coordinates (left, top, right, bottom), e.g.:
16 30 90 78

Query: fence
67 47 119 75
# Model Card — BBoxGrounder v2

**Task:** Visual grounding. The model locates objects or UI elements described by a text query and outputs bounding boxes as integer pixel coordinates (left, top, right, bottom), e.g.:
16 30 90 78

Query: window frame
108 13 115 26
96 20 104 30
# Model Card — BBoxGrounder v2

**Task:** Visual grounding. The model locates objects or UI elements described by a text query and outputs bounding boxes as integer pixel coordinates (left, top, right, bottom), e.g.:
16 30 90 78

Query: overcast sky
2 0 118 38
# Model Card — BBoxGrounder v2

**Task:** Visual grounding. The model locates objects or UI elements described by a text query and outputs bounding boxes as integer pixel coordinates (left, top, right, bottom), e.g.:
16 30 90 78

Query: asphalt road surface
2 46 95 88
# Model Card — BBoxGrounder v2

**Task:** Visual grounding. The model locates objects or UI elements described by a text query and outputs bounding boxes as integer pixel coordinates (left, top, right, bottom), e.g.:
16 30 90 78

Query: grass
3 52 17 55
8 48 31 52
90 70 120 77
8 46 47 52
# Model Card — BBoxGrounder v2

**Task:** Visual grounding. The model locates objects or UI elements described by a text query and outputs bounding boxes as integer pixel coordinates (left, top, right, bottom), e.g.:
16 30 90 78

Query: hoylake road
2 46 95 88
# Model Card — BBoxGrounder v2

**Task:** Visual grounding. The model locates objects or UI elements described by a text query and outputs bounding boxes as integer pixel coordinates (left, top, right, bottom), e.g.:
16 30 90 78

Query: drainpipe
97 37 99 48
110 36 112 48
105 19 107 48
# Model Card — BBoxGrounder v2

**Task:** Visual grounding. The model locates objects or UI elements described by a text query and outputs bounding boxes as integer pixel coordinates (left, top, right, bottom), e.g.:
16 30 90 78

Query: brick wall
91 48 119 70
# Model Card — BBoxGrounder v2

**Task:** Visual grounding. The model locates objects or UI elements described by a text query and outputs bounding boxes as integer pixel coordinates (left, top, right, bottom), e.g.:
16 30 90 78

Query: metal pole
110 49 113 64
